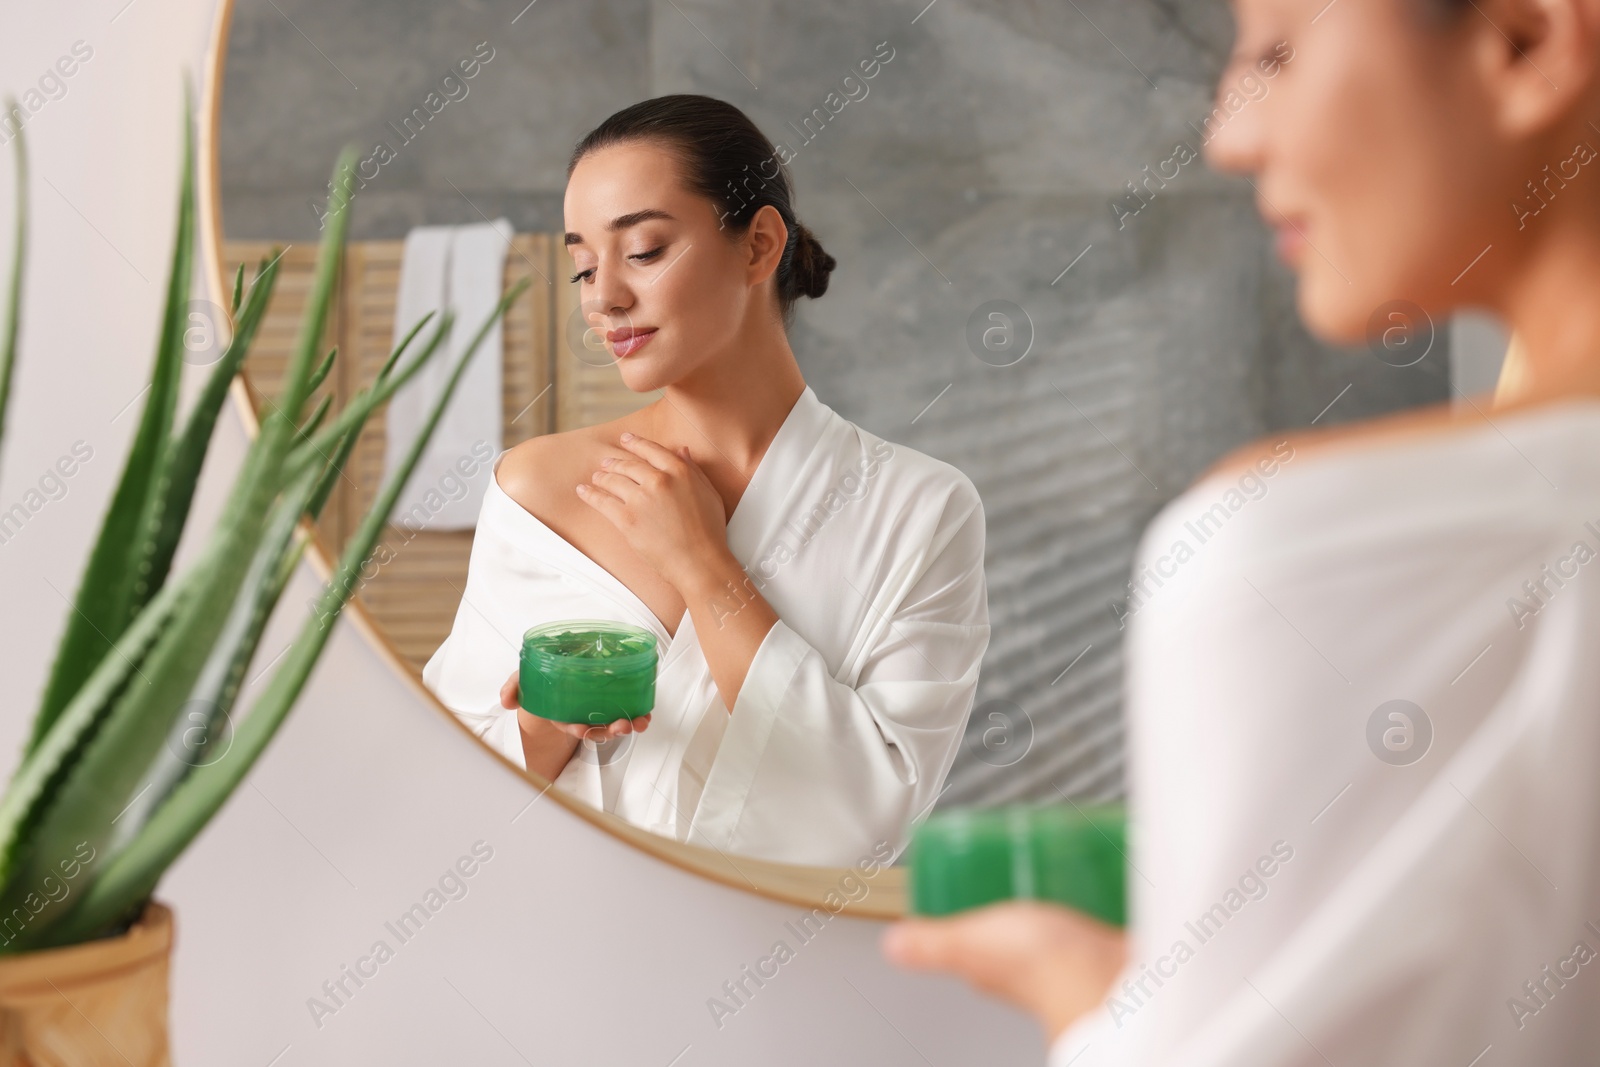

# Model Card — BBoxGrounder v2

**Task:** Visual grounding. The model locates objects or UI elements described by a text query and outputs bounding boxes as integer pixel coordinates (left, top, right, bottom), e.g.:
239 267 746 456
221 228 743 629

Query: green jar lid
907 803 1127 926
519 620 658 725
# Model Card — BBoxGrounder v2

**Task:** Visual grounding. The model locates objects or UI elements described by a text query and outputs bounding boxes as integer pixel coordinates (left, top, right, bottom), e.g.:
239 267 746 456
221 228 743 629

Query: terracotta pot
0 901 174 1067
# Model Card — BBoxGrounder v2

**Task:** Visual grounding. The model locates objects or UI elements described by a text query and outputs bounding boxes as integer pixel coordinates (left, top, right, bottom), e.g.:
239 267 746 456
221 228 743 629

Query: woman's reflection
424 94 991 867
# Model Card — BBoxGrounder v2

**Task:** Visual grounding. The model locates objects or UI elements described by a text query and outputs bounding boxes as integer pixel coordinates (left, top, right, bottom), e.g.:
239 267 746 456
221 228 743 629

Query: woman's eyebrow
564 208 676 247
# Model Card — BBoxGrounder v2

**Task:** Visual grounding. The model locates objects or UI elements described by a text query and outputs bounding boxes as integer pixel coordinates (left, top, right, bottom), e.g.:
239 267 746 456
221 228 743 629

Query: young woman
422 95 991 868
885 0 1600 1062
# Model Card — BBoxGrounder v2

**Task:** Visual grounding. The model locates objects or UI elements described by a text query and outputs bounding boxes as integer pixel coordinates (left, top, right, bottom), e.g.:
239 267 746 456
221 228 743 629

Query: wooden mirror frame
196 0 905 919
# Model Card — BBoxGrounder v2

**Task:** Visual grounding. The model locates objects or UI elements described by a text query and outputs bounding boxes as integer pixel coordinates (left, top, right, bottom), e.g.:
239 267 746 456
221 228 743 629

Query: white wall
0 3 1042 1062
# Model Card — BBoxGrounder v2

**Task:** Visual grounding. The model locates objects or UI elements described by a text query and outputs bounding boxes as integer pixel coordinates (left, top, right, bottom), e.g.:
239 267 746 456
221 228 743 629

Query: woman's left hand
881 900 1128 1044
577 432 731 591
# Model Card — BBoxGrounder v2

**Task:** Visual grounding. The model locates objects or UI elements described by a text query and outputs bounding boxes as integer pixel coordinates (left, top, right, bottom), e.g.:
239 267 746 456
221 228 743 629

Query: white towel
383 218 512 530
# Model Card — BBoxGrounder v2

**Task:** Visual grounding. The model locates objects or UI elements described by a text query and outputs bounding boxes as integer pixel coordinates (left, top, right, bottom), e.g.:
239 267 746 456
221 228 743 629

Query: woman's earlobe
1479 0 1598 137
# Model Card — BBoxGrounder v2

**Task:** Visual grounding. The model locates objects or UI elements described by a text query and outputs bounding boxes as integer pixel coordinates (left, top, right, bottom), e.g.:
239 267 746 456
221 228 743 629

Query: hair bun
791 222 837 301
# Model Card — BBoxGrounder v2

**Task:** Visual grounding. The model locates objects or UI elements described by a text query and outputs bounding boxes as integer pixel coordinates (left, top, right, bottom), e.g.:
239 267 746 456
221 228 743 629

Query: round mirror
200 0 1447 901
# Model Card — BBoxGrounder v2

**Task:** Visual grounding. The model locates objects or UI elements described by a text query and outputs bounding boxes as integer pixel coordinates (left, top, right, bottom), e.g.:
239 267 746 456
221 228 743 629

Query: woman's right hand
881 900 1126 1044
499 670 652 741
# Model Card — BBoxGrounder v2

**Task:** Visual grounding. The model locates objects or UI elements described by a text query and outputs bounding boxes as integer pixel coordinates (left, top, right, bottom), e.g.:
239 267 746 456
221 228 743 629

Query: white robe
421 385 991 867
1051 397 1600 1065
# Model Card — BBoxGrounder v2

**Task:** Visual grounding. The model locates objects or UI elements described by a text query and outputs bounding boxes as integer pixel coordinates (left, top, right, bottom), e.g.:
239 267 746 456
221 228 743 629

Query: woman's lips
1274 223 1307 265
1273 215 1312 265
607 327 657 358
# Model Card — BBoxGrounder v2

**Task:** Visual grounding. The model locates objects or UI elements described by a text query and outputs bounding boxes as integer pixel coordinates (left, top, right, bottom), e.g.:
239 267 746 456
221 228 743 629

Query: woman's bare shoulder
496 428 600 521
1198 396 1488 487
495 413 650 520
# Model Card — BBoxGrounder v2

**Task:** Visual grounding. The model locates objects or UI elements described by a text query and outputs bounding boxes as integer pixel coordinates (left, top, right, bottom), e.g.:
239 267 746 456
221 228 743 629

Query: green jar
906 803 1127 926
519 620 658 726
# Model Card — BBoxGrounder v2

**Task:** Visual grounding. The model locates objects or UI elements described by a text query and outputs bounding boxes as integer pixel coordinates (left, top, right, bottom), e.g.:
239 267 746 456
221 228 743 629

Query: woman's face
563 141 774 392
1204 0 1528 345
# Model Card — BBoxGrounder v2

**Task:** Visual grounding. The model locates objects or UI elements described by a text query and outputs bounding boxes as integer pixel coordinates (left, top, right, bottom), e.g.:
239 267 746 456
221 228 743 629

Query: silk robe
422 385 991 867
1051 398 1600 1065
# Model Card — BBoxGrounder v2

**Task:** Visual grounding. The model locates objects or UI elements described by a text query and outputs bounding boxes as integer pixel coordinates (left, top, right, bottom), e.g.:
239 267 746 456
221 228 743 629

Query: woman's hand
576 433 732 592
881 900 1127 1044
499 670 651 740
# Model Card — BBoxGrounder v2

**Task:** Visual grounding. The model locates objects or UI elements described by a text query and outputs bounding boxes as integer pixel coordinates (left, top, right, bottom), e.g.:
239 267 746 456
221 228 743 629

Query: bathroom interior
0 0 1532 1063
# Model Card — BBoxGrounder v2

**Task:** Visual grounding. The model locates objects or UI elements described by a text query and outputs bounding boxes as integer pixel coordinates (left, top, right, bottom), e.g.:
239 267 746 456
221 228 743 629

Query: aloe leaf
274 169 352 431
47 284 525 946
0 96 26 464
208 149 358 536
276 312 426 487
74 399 362 883
0 147 363 930
276 309 437 480
105 458 327 849
26 97 197 752
280 310 454 483
0 564 195 909
305 346 336 397
99 249 283 690
229 262 244 316
303 405 362 527
104 377 363 844
167 253 279 478
379 312 434 382
300 393 332 437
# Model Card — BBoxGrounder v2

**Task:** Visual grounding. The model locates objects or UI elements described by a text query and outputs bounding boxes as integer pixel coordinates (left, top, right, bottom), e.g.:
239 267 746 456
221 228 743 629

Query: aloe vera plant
0 94 528 951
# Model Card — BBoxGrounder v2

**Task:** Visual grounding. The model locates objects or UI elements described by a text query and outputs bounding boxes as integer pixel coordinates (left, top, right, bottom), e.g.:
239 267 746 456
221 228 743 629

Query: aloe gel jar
906 803 1127 926
519 620 658 725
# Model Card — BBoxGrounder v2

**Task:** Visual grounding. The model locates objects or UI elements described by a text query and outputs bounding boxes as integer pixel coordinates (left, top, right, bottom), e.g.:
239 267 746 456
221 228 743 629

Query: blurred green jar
906 803 1127 926
519 620 658 726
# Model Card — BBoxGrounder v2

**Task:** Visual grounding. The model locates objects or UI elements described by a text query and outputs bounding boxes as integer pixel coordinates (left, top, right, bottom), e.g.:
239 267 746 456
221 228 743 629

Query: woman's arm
679 546 778 710
686 480 992 863
576 432 779 708
497 671 645 781
516 710 582 782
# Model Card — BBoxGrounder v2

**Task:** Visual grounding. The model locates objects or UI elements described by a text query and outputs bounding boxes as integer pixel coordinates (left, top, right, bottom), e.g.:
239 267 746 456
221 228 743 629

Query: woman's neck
1495 162 1600 411
648 331 807 480
1491 217 1600 412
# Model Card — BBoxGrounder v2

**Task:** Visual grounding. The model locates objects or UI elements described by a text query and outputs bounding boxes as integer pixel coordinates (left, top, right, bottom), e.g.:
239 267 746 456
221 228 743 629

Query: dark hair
568 94 837 327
